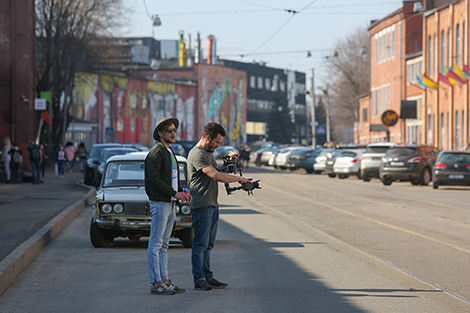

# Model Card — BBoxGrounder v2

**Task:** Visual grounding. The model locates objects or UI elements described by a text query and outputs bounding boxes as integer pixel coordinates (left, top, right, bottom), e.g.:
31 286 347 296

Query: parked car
300 149 323 174
170 143 186 156
333 149 365 179
286 147 315 171
121 143 150 151
432 151 470 189
275 147 302 170
90 152 193 248
313 149 335 174
95 147 139 185
176 140 198 157
213 145 239 159
84 143 123 186
361 142 397 181
324 151 343 178
379 145 439 186
252 148 271 166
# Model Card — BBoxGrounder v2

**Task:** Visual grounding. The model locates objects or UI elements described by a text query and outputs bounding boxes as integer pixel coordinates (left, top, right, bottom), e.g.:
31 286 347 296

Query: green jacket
144 142 179 202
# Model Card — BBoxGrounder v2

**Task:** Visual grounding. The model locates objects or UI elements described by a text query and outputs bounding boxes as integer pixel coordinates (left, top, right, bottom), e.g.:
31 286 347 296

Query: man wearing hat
145 117 192 295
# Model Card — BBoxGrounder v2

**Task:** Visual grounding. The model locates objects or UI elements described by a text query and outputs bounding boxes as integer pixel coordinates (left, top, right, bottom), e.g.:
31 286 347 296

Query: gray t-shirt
187 146 218 209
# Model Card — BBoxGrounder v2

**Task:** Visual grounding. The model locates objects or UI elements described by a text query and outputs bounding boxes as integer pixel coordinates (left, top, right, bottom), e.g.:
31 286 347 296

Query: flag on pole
438 72 453 87
41 110 52 127
416 75 428 89
422 74 439 90
463 65 470 79
447 67 466 84
452 65 468 83
410 82 425 90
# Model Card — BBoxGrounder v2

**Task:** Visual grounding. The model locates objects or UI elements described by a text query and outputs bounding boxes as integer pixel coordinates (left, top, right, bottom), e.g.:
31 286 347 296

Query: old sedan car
90 152 193 248
379 145 439 186
95 147 139 186
432 151 470 189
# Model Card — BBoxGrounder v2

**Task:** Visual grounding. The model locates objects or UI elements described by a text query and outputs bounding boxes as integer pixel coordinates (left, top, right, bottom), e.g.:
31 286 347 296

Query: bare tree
35 0 127 150
321 26 370 143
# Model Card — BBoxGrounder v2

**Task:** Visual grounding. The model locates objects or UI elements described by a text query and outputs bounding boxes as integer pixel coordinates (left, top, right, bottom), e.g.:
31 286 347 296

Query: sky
122 0 404 85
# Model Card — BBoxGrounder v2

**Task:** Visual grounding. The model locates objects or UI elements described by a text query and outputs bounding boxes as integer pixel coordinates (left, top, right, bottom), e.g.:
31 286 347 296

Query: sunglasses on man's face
165 128 178 134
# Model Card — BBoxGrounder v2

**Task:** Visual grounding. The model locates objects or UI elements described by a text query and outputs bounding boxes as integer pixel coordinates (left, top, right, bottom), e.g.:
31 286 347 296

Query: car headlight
181 205 190 215
102 203 112 214
175 205 180 214
113 203 124 214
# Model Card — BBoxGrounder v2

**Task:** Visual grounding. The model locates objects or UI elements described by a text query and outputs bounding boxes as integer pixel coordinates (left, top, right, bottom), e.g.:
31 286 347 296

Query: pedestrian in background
145 117 191 295
2 137 11 184
56 145 66 178
9 142 22 184
64 142 75 173
187 122 250 291
27 137 41 184
40 144 48 181
77 142 88 173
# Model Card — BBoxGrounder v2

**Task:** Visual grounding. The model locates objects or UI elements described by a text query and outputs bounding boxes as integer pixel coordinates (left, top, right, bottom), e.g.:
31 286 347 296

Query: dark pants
10 162 20 183
31 160 41 184
191 206 219 281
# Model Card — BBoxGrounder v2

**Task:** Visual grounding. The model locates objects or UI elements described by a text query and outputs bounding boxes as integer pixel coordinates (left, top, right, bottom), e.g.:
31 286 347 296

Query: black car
95 147 139 185
176 140 198 157
432 151 470 189
286 148 315 171
300 149 323 174
379 145 439 186
84 143 123 186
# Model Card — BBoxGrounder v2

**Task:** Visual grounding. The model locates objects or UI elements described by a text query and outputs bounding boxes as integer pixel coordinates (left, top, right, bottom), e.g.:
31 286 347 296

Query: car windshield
386 148 417 157
101 150 134 161
365 146 392 153
291 148 312 155
103 161 145 187
439 153 470 163
90 145 121 159
340 151 356 158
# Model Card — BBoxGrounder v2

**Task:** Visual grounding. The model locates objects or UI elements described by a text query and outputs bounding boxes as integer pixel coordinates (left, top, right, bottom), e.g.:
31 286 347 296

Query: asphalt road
0 167 469 312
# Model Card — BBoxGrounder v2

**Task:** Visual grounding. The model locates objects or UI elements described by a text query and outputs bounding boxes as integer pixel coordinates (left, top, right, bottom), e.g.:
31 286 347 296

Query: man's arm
202 165 251 184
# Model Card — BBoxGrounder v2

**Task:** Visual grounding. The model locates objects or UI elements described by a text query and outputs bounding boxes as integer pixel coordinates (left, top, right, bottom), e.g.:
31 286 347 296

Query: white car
333 149 365 179
360 142 397 181
90 152 193 248
274 147 303 170
313 149 335 173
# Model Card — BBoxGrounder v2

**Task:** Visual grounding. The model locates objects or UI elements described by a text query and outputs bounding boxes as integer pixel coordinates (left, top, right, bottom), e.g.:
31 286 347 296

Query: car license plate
390 162 404 166
448 175 464 179
327 161 333 165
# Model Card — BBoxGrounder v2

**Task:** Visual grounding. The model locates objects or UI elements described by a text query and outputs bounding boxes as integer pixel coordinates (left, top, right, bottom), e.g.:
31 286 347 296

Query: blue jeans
147 201 175 284
31 160 41 184
191 206 219 281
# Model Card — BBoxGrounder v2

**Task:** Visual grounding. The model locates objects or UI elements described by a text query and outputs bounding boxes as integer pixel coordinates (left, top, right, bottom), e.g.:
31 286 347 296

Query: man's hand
175 191 192 204
238 177 251 184
227 151 239 159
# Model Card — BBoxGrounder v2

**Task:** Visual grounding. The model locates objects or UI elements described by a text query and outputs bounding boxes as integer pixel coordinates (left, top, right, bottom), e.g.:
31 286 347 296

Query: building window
440 113 444 150
447 28 451 68
456 24 460 66
265 78 271 90
462 109 465 149
279 81 286 92
392 29 395 58
362 108 367 122
386 32 390 59
447 112 450 149
257 77 263 89
271 78 278 91
463 22 466 65
441 30 445 73
428 36 432 74
250 76 256 88
375 37 378 64
433 34 437 76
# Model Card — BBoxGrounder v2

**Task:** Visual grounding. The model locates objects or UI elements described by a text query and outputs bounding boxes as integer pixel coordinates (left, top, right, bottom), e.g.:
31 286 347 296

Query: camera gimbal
217 154 261 196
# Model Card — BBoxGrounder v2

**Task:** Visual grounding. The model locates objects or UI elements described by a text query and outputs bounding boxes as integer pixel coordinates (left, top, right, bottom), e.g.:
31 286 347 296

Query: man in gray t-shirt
187 122 250 291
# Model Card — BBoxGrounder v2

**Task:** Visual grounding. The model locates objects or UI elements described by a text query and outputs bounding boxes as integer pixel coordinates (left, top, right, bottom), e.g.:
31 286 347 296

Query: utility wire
245 0 319 57
142 0 152 19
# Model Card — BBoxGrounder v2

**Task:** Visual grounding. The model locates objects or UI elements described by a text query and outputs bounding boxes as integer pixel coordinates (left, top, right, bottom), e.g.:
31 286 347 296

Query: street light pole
310 68 316 148
322 87 331 143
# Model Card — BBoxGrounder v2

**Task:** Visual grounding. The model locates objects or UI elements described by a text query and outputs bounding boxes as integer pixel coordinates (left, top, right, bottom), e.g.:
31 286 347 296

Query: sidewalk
0 168 96 295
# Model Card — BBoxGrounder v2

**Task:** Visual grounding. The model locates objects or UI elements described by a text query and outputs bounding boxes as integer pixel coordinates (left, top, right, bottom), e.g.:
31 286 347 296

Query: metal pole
326 89 331 143
311 69 316 148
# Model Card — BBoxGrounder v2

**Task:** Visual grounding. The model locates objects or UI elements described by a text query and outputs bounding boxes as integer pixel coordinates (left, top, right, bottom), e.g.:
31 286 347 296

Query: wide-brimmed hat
153 117 179 141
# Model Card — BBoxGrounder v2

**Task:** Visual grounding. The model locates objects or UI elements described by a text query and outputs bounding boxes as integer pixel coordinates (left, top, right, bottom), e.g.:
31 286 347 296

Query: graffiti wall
197 64 247 145
72 73 197 146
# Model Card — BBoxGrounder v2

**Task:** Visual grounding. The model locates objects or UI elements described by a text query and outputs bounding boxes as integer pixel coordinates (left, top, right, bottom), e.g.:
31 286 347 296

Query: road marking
242 194 470 306
263 184 470 254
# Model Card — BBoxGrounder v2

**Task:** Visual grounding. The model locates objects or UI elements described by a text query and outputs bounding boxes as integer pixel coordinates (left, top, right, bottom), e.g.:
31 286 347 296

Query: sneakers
194 278 213 291
150 282 175 295
166 280 186 294
206 277 228 289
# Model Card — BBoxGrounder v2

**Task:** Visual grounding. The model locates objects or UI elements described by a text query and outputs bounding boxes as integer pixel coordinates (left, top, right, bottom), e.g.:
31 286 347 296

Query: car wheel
382 178 392 186
280 166 286 170
306 168 314 174
338 174 347 179
289 167 296 171
433 182 439 189
328 174 336 178
363 175 371 182
90 219 112 248
255 159 261 167
410 179 420 185
420 168 431 185
180 228 194 248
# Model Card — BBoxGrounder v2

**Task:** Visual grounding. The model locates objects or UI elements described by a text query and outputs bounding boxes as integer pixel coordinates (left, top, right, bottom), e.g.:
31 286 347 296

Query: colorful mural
198 65 246 145
72 73 197 147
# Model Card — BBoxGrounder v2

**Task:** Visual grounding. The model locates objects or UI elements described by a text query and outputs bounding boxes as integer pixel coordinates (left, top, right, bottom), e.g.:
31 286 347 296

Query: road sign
317 125 326 135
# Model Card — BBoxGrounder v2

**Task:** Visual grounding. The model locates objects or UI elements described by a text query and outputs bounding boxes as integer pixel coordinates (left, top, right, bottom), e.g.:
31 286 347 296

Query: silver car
333 149 365 179
90 152 193 248
313 149 335 174
360 143 396 181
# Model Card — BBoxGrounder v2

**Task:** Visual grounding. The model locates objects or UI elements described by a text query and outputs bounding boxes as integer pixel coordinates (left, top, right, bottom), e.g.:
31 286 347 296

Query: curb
0 182 96 296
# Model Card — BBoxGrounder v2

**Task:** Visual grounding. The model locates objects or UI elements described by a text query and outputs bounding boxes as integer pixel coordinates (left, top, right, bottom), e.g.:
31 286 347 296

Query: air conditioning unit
413 2 423 13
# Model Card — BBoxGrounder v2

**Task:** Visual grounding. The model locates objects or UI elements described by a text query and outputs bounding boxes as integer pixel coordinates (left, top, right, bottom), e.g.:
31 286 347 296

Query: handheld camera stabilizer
217 154 261 196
